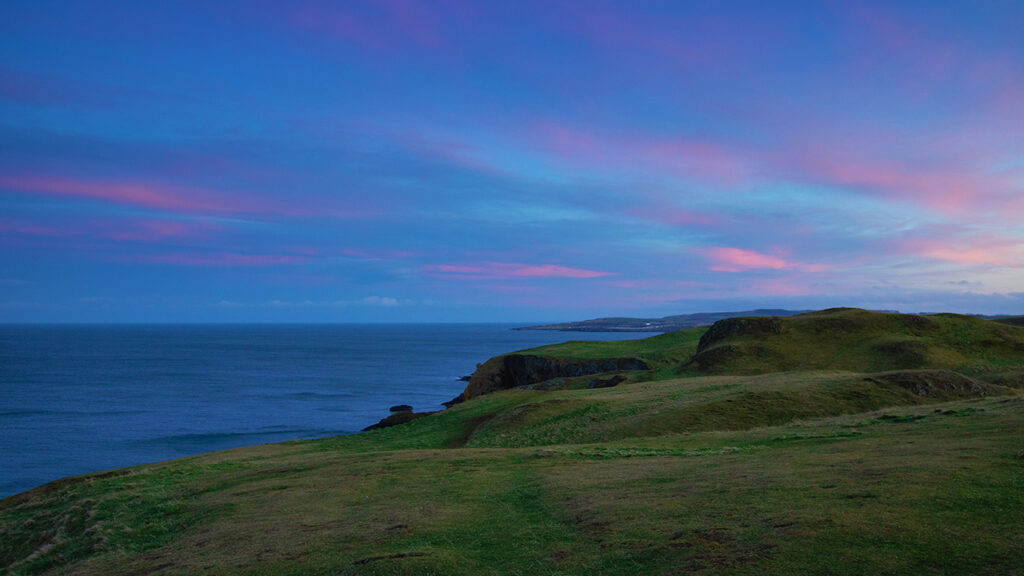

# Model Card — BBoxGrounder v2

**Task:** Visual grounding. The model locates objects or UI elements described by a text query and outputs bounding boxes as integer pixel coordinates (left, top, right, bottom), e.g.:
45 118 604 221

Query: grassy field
2 309 1023 575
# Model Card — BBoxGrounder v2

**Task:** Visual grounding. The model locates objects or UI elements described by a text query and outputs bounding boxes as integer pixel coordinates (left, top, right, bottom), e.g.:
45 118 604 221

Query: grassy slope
3 309 1024 575
516 326 706 365
684 308 1024 378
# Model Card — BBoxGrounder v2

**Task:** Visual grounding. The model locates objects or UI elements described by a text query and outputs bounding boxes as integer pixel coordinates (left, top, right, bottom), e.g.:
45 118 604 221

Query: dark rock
363 410 435 431
460 354 649 400
589 374 627 389
389 404 413 413
442 393 465 408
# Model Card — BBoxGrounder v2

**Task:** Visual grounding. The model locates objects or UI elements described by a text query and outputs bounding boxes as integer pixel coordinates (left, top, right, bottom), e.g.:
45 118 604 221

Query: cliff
446 353 650 405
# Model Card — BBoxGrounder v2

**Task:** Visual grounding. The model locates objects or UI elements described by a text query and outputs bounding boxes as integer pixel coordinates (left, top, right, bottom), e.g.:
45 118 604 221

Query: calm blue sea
0 324 652 498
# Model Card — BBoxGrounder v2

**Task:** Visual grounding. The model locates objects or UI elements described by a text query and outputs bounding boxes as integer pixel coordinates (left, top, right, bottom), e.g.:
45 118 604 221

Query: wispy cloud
899 235 1024 268
702 247 826 274
288 0 448 54
139 252 311 267
422 261 614 280
0 175 245 215
525 120 751 186
0 173 383 221
257 296 410 308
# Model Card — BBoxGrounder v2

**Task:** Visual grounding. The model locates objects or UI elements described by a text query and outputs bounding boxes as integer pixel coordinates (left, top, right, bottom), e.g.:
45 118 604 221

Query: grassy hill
2 309 1023 575
684 308 1024 377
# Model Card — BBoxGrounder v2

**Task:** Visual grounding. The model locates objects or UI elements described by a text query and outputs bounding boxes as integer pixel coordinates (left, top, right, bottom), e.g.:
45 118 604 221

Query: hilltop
2 309 1023 575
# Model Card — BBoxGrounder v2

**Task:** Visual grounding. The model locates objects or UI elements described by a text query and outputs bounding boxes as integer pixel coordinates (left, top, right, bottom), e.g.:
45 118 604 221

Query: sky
1 1 1022 322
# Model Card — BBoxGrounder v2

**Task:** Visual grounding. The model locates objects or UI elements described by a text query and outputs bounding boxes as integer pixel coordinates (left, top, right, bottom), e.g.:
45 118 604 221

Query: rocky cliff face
446 353 649 405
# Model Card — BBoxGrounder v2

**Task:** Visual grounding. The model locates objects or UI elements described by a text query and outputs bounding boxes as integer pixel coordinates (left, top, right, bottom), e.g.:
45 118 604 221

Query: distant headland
516 309 814 332
518 309 1022 332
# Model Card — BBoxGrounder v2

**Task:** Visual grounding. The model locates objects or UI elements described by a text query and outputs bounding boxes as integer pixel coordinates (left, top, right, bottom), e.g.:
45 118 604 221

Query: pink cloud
923 248 1008 267
704 247 800 273
0 174 381 220
787 150 1022 216
0 175 244 215
520 116 1022 221
706 247 794 272
0 216 228 248
900 236 1023 268
423 261 614 280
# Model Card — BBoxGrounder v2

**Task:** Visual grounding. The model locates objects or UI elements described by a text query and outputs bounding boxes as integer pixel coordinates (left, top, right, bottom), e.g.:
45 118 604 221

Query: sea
0 324 653 498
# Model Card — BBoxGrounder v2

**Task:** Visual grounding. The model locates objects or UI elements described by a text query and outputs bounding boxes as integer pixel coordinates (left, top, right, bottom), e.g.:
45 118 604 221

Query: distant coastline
518 309 1023 332
515 309 812 332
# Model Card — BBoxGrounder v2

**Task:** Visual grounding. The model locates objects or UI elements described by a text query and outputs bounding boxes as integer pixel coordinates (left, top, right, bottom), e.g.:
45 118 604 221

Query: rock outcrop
363 410 435 431
445 353 649 405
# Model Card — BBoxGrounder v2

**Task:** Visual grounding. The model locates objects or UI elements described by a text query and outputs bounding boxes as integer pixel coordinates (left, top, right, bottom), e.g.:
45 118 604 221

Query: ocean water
0 324 653 498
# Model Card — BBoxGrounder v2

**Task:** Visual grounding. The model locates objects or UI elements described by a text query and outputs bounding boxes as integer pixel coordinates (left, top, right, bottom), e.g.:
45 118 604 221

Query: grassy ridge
517 327 707 366
686 308 1024 377
2 309 1023 575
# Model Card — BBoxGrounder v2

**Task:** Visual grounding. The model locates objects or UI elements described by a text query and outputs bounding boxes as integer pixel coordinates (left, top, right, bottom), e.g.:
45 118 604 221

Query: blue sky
1 1 1022 322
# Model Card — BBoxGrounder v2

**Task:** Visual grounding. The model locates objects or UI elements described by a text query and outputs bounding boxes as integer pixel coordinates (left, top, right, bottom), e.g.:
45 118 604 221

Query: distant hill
516 309 812 332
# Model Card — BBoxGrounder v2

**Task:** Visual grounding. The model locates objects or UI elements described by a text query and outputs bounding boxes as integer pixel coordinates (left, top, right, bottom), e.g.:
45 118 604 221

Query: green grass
684 309 1024 376
469 310 1024 397
3 309 1023 575
4 395 1022 575
518 327 707 367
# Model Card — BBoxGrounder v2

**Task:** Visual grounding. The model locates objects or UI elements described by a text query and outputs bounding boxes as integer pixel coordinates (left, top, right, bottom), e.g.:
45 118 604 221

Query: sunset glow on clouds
0 1 1022 321
704 248 799 273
